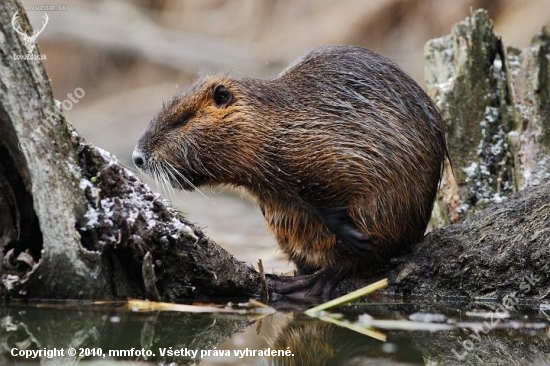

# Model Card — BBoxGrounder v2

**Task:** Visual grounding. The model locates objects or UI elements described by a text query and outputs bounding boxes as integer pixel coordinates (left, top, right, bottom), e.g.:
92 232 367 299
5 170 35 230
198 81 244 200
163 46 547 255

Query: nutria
133 45 447 298
267 320 423 365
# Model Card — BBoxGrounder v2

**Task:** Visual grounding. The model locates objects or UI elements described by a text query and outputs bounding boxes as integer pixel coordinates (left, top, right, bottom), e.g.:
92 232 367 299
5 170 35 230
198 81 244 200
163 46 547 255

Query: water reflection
265 318 424 365
0 303 548 365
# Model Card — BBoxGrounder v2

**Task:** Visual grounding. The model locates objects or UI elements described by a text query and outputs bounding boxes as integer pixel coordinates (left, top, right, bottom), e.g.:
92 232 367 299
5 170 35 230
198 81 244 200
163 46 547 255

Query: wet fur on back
135 45 447 277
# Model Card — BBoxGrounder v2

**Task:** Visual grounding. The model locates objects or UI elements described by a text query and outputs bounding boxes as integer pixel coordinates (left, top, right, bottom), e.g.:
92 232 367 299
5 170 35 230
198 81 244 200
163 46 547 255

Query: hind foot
269 269 345 299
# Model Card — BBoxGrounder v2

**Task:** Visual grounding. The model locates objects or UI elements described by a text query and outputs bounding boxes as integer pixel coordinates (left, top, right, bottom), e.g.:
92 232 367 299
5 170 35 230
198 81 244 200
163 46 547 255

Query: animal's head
133 76 269 191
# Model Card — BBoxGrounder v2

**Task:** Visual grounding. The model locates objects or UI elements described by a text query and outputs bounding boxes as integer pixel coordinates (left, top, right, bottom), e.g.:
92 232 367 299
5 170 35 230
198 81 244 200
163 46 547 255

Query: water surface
1 301 548 365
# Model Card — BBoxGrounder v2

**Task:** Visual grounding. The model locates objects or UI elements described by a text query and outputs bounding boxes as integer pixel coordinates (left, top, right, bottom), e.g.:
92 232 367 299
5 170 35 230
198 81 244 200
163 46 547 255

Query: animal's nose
132 148 146 169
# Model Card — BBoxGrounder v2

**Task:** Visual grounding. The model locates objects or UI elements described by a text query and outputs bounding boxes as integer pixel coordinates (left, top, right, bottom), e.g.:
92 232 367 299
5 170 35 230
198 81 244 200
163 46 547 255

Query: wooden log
0 4 548 304
0 0 263 301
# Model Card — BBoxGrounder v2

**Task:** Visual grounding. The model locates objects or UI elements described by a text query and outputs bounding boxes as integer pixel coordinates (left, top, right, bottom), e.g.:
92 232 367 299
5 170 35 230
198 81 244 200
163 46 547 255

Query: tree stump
0 4 548 303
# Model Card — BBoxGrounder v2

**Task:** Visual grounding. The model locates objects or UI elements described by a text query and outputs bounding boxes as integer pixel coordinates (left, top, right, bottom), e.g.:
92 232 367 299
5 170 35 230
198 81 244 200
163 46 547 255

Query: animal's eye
213 85 232 107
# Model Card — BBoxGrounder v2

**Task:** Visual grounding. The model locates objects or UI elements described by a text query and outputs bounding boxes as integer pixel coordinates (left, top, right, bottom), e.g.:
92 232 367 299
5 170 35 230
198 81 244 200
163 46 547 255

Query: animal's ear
212 84 233 108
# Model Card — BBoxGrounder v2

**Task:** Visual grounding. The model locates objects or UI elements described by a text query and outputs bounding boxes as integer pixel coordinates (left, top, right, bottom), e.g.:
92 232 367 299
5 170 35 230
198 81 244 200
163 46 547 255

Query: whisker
165 161 209 200
151 165 162 193
165 162 191 199
163 164 182 200
165 165 189 199
153 164 171 201
159 164 176 202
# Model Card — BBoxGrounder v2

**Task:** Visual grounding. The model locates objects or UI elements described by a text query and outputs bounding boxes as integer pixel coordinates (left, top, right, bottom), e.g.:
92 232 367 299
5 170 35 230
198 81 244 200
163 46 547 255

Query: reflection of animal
266 320 423 366
11 12 49 54
133 46 448 298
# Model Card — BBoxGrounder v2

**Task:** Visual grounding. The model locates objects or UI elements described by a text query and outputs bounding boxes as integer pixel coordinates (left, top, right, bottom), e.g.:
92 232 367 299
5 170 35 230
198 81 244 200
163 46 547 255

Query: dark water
1 301 548 366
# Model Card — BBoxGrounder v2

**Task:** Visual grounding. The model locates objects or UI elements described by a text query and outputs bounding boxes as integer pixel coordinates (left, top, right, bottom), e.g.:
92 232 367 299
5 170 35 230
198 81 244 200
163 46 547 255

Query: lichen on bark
426 10 550 225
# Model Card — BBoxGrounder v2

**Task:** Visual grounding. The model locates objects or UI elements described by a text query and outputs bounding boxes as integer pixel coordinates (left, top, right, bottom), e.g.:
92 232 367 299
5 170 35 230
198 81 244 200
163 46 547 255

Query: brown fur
267 321 399 365
134 46 447 277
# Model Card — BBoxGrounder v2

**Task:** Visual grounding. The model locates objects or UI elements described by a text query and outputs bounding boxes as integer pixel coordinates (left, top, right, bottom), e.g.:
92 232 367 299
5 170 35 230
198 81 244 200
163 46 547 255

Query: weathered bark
427 9 550 225
0 0 262 301
375 180 550 302
0 3 548 303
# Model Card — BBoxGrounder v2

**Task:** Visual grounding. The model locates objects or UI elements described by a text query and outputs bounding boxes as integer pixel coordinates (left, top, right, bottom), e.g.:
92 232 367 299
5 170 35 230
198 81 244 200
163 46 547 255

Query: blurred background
23 0 550 273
